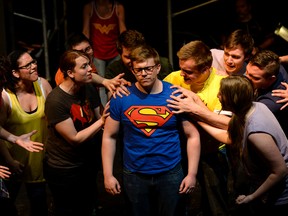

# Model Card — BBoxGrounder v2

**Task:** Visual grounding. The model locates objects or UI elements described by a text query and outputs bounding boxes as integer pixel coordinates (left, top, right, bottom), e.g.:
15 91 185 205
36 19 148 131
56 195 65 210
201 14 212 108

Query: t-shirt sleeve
163 72 173 83
109 96 121 121
45 91 71 126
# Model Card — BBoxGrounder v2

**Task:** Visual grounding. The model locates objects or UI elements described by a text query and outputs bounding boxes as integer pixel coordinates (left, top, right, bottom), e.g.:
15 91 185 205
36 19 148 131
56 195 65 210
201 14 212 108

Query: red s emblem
70 103 92 127
124 106 173 136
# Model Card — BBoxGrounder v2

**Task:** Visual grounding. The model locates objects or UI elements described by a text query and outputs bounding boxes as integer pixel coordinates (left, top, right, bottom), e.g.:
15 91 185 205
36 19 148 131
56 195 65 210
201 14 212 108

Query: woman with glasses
0 55 44 152
0 50 52 216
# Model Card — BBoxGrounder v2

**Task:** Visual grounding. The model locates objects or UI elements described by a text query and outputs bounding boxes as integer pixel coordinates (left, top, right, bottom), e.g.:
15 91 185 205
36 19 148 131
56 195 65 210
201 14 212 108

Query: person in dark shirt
105 29 173 99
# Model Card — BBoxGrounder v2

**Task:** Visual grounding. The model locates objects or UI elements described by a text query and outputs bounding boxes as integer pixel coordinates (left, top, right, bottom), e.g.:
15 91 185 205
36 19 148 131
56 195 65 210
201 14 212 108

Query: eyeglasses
18 59 37 70
132 64 158 76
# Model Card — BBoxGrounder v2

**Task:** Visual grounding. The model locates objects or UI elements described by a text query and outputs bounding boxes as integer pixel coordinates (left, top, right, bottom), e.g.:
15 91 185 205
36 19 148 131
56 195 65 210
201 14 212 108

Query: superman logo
94 23 116 34
70 103 93 128
124 106 173 136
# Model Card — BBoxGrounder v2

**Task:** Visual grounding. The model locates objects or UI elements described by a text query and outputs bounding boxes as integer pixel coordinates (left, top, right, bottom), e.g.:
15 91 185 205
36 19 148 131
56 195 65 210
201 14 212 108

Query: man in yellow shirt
164 40 231 216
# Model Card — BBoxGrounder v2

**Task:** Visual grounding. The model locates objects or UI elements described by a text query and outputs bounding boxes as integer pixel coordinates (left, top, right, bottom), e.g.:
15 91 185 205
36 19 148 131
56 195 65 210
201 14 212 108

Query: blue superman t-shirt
109 81 183 174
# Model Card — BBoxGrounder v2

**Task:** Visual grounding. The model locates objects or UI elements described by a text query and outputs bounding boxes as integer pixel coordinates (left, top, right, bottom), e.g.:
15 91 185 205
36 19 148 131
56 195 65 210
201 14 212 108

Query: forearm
186 137 201 178
197 121 231 144
58 118 104 146
75 119 104 144
250 172 286 201
191 109 230 130
102 137 117 178
0 127 16 144
280 55 288 64
92 73 105 86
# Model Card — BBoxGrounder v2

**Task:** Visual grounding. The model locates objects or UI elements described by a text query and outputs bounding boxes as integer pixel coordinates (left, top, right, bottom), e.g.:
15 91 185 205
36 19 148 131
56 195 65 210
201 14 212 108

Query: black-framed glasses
18 59 37 70
132 64 158 76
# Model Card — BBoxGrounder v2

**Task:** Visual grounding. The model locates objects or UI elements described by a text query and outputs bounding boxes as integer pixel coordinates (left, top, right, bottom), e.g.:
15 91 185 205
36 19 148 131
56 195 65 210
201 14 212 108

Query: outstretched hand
113 79 131 98
166 85 207 114
103 73 126 93
272 82 288 110
15 130 44 152
102 73 123 93
103 73 131 98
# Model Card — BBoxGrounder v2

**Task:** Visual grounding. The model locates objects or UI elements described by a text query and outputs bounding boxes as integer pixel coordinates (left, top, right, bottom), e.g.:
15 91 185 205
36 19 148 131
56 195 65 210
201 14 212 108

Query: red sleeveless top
90 2 120 60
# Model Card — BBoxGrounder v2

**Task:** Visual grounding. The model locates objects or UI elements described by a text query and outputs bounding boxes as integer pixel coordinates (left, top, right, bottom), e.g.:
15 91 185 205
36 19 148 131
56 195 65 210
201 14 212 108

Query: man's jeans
123 163 184 216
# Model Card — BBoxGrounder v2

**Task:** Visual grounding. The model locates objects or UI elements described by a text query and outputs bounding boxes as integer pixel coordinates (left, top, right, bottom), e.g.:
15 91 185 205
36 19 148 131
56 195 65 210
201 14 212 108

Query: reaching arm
102 73 128 94
167 85 230 129
197 121 231 144
0 128 43 152
55 102 109 145
236 133 288 204
102 116 121 195
92 73 130 97
107 80 131 100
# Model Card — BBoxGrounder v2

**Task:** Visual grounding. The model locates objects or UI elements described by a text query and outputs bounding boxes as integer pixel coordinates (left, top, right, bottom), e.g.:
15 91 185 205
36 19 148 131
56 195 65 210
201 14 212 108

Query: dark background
1 0 288 86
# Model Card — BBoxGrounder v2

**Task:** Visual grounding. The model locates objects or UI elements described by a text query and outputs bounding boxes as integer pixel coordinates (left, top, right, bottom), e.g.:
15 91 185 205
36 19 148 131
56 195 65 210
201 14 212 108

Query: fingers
275 98 286 103
179 182 195 194
166 98 177 105
116 73 125 79
28 142 44 152
32 145 44 151
0 165 9 170
28 130 38 136
108 85 116 92
105 185 121 195
281 82 288 88
272 88 288 98
185 186 195 194
0 166 11 179
170 85 181 90
171 89 181 96
235 195 246 204
280 103 288 110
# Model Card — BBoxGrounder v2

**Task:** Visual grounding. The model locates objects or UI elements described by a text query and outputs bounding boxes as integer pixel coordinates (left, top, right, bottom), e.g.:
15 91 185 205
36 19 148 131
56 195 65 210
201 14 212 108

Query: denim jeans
93 55 121 106
123 163 184 216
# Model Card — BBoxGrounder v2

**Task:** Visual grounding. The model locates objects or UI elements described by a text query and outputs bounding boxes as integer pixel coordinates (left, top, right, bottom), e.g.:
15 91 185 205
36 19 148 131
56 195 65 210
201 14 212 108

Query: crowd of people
1 0 288 216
